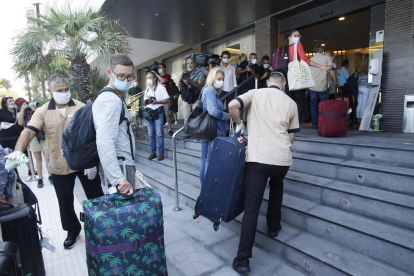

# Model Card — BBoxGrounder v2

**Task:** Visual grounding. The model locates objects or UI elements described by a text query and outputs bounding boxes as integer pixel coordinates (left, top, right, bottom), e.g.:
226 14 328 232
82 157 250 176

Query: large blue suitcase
193 134 247 231
82 187 167 276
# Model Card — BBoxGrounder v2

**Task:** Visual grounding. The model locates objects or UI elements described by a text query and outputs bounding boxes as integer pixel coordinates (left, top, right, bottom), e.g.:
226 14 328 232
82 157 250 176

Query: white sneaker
175 121 178 125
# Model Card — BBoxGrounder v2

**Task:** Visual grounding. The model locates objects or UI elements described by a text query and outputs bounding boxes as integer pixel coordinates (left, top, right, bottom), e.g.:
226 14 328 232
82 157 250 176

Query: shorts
29 137 49 152
164 102 172 123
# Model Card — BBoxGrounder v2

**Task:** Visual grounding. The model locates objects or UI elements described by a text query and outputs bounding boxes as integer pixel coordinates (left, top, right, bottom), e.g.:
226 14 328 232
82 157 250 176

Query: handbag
184 89 217 140
143 107 159 122
5 172 23 205
134 170 151 189
288 43 315 91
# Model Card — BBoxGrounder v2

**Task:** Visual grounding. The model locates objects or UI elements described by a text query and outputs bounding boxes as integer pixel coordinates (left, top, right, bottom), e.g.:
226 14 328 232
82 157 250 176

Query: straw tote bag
288 43 315 91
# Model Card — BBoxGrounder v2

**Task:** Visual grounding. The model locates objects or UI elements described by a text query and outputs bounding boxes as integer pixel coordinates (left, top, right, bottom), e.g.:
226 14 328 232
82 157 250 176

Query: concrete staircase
135 123 414 276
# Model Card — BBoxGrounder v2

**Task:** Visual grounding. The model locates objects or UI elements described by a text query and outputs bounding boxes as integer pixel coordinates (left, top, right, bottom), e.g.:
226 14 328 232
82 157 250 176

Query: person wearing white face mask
152 63 174 130
218 50 237 112
144 71 170 161
8 73 104 250
199 67 231 186
126 80 142 98
258 55 273 88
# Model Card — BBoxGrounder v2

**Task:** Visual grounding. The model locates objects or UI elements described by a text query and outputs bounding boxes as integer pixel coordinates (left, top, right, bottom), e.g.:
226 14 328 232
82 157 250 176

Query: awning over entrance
101 0 335 45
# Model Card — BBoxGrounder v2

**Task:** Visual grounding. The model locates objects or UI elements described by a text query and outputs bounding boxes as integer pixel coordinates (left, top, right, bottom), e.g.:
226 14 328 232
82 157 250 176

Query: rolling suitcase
193 133 247 231
0 203 45 276
82 158 167 276
318 100 348 137
0 242 23 276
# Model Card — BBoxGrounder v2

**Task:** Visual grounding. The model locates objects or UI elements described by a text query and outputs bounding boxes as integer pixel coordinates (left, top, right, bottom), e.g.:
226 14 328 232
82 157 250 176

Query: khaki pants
182 101 198 123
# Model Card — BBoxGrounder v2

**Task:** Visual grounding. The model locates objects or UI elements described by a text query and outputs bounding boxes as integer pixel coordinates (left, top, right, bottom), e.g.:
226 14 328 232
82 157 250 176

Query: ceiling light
201 23 204 26
155 13 159 16
339 17 345 21
321 44 326 46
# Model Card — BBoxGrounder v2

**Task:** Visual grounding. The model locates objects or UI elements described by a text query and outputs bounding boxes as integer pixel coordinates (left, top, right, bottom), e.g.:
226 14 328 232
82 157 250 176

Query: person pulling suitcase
228 71 300 273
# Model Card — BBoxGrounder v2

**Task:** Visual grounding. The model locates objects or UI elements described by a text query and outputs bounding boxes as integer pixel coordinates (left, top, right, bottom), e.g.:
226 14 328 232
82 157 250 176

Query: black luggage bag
0 203 45 276
0 242 23 276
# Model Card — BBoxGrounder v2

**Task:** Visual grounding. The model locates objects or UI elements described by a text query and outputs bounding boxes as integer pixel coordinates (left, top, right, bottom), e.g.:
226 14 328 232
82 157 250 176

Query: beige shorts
29 137 49 152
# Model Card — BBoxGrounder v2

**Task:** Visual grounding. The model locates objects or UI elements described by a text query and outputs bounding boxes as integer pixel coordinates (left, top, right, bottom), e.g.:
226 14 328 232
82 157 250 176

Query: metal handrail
219 74 255 102
171 73 258 211
172 126 184 211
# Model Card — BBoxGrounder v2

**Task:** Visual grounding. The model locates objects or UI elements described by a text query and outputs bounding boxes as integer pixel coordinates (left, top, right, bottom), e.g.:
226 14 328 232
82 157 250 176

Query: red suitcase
318 100 348 137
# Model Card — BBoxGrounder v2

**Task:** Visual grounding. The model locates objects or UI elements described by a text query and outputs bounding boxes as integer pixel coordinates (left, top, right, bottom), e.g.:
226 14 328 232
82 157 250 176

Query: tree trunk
25 76 32 102
69 54 91 102
41 82 46 98
32 75 39 95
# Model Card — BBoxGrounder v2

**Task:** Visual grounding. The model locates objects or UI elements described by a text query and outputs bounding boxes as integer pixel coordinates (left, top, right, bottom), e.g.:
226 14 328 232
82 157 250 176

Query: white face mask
53 90 71 105
222 58 229 64
214 80 224 89
134 81 138 87
187 66 193 72
251 59 257 65
146 79 153 86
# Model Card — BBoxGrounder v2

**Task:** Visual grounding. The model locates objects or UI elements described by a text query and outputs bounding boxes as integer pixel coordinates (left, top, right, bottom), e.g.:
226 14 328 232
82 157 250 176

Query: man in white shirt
218 50 238 111
144 71 170 161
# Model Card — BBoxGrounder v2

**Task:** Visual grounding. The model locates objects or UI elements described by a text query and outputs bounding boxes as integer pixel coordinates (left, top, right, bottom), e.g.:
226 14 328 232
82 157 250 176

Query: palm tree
110 257 121 275
120 226 133 239
15 6 130 101
126 264 138 275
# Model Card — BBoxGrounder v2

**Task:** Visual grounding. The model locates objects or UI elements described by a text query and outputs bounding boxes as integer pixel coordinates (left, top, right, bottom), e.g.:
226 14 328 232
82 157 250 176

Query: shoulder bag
184 88 217 140
288 43 315 91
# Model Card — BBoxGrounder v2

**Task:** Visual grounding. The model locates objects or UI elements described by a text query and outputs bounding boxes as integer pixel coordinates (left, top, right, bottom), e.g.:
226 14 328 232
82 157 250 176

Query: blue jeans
200 139 214 187
309 89 327 127
147 114 164 155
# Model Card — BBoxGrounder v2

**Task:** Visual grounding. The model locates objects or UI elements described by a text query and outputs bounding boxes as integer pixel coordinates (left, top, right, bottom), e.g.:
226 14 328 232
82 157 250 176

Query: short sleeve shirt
189 67 206 87
159 74 171 94
145 84 170 110
310 53 333 91
236 86 300 166
27 99 85 175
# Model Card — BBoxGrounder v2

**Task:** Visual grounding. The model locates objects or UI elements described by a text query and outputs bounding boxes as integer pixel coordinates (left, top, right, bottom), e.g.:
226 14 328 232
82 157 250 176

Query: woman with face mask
284 29 332 122
199 67 231 187
0 96 24 152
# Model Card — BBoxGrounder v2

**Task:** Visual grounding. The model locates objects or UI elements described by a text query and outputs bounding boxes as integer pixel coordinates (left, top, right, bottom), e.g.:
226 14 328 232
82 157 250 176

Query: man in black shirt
258 55 273 88
236 53 260 95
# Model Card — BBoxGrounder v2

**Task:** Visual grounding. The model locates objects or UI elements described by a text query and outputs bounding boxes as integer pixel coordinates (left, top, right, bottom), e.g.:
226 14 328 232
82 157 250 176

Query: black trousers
286 88 306 122
52 171 104 236
237 162 290 260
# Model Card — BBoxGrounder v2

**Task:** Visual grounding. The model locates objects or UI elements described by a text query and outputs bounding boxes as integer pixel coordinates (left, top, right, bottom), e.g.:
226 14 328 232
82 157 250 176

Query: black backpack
344 72 359 96
272 46 290 71
62 87 134 171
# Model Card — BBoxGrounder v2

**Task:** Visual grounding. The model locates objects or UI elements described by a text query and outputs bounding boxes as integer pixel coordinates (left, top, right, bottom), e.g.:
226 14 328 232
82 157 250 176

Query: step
137 142 414 230
283 170 414 230
135 149 200 188
135 162 411 276
291 152 414 196
292 138 414 169
136 140 201 167
260 192 414 273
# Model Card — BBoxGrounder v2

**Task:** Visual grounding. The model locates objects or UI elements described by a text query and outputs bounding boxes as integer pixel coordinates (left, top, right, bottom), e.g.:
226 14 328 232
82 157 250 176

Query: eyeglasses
292 34 302 38
111 69 135 82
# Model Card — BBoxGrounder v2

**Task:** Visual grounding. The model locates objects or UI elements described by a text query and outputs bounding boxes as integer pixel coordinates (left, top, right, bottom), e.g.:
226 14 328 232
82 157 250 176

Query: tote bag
288 43 315 91
135 170 151 189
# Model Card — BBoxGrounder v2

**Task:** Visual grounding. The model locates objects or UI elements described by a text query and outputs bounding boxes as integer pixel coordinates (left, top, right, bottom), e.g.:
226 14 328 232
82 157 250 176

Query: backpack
62 87 134 171
344 72 359 96
272 46 290 71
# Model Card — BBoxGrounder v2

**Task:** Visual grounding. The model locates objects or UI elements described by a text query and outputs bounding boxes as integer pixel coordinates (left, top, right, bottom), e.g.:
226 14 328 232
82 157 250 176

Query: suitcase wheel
213 222 220 231
193 213 200 219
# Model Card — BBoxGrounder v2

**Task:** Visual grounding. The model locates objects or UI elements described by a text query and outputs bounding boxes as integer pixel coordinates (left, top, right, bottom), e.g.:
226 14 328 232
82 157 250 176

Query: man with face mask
126 80 142 98
8 73 104 250
236 52 260 95
218 50 237 111
258 55 273 88
152 63 173 133
144 71 170 161
178 57 206 141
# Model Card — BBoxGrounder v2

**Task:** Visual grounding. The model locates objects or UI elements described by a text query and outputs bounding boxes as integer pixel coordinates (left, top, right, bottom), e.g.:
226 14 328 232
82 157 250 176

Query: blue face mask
113 78 132 92
8 105 16 109
292 37 300 44
251 59 257 65
158 68 163 74
263 64 270 69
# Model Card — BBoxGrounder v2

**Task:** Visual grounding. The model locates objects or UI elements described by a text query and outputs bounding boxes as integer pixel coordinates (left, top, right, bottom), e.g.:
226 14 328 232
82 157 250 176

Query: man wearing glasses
92 53 136 195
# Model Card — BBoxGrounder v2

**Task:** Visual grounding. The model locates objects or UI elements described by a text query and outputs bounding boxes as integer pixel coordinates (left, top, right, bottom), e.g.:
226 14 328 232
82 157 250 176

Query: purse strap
293 42 298 62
